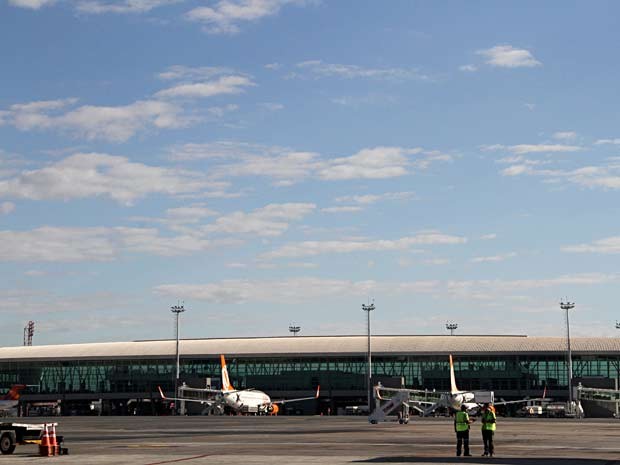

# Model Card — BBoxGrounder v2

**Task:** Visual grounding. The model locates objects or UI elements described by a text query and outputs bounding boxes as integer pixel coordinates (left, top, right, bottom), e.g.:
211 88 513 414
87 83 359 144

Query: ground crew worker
481 403 496 457
454 405 474 457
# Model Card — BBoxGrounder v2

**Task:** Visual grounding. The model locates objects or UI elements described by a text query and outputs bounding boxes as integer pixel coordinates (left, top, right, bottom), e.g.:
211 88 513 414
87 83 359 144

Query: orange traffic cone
39 424 52 457
49 424 59 456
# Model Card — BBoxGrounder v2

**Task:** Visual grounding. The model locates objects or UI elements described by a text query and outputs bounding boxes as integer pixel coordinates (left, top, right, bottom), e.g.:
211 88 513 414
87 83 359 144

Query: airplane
0 385 26 414
159 355 320 415
370 355 544 422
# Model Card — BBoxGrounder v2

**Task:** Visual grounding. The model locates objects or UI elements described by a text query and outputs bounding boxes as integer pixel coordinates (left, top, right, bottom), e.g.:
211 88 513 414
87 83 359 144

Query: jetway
368 385 441 424
576 383 620 418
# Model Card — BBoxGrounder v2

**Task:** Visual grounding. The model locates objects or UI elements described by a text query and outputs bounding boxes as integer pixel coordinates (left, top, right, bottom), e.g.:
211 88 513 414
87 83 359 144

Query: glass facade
2 353 619 400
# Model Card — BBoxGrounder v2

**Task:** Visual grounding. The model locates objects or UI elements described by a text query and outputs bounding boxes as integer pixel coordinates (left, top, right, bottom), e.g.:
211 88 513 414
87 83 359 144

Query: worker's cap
460 405 467 411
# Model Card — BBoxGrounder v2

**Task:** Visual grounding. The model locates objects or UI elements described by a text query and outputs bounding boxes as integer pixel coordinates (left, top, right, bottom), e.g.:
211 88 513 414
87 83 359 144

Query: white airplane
159 355 320 415
0 385 26 414
372 355 543 420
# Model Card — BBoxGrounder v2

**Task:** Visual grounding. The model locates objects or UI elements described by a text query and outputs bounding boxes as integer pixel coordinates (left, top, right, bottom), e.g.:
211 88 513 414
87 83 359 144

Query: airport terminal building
1 335 619 415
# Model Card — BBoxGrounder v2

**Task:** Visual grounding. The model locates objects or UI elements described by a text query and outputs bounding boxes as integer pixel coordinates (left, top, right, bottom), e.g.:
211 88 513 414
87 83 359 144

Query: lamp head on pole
362 302 375 313
559 301 575 311
171 303 185 314
446 322 458 335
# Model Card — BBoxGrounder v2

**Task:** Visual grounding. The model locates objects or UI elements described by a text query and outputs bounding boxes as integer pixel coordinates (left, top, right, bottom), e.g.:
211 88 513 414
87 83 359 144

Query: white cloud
477 45 542 68
155 75 255 99
165 204 218 222
319 146 423 180
335 191 415 205
24 270 47 277
158 65 233 81
76 0 180 14
168 142 449 184
261 232 467 259
154 272 614 305
595 138 620 145
500 159 620 190
552 131 577 141
562 236 620 254
203 202 316 236
8 0 54 9
1 98 187 142
0 152 208 205
524 103 536 111
321 206 363 213
0 226 221 262
207 104 239 118
0 227 118 262
295 60 429 81
154 277 379 304
258 102 284 111
480 233 497 240
185 0 308 34
459 64 477 72
0 201 15 214
424 258 450 265
471 252 517 263
482 144 582 155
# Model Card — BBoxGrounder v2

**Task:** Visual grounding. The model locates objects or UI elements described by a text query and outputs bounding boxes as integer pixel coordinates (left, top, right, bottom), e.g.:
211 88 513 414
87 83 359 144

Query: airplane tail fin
449 355 459 394
2 384 26 400
220 355 235 392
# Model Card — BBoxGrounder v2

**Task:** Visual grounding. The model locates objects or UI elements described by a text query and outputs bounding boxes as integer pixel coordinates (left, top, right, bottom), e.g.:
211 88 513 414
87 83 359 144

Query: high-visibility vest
455 411 470 432
482 409 496 431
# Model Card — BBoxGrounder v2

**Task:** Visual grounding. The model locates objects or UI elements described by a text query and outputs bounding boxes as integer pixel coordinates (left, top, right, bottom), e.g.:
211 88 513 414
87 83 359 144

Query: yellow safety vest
455 411 470 432
482 409 496 431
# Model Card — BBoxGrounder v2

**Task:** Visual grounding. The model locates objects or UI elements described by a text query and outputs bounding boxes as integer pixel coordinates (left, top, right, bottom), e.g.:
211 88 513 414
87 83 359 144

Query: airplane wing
494 397 546 406
271 385 321 405
157 386 219 406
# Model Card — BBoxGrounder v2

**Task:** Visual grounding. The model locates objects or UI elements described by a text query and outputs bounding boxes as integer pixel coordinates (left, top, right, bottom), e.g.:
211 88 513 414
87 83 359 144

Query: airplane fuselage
444 391 477 411
223 390 271 412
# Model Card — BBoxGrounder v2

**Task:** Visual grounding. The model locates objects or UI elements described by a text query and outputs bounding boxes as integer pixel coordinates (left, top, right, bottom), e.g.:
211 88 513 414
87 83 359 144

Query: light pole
362 301 375 412
289 325 301 336
171 303 185 414
560 300 575 412
446 322 458 336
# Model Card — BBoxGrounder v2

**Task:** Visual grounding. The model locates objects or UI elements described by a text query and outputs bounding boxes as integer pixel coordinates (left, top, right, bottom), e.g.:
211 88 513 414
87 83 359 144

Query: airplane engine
267 404 279 415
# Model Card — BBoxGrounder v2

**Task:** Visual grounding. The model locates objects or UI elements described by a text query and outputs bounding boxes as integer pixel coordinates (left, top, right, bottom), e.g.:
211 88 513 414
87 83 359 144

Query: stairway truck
0 423 65 455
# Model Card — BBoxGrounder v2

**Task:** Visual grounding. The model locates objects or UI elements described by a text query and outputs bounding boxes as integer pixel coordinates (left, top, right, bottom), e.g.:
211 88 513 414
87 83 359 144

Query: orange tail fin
2 384 26 400
449 355 459 394
221 355 235 392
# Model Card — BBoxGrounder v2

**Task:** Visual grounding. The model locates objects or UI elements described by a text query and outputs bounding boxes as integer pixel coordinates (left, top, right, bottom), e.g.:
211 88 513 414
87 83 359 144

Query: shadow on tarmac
353 458 620 465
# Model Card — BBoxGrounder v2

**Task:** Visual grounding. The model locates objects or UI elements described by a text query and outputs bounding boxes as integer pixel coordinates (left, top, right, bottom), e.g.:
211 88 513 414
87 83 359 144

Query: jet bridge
576 383 620 418
368 385 441 424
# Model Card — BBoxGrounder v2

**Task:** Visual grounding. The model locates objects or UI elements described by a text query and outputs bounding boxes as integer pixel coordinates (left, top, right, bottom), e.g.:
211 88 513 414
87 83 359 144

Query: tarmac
2 416 619 465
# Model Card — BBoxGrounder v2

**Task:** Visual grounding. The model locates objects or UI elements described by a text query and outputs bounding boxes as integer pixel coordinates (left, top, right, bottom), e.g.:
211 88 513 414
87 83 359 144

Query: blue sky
1 1 620 345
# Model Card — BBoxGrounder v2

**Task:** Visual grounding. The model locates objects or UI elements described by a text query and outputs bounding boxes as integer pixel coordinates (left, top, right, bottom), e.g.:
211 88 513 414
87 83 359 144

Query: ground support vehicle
0 422 65 455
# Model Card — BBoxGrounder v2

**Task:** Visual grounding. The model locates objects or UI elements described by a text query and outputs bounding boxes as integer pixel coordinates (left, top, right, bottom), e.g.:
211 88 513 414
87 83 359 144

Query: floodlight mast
560 300 575 412
289 325 301 336
171 303 185 415
446 322 458 336
362 301 375 412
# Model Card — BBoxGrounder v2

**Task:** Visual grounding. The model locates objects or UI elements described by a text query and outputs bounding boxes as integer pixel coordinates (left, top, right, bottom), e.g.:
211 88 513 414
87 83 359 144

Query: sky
1 1 620 346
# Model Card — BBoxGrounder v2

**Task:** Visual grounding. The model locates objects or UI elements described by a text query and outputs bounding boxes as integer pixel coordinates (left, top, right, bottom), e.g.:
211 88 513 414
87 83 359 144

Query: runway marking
73 441 620 452
143 454 211 465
